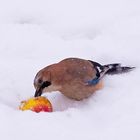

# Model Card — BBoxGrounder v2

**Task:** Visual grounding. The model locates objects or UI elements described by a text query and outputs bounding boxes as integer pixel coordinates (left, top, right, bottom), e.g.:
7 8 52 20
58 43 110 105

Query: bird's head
34 69 52 97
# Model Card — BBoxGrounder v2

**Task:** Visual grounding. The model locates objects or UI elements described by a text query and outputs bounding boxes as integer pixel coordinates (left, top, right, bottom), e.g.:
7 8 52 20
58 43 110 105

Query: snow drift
0 0 140 140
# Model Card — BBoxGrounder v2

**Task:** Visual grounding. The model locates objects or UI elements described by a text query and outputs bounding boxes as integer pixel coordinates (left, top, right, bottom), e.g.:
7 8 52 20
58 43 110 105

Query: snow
0 0 140 139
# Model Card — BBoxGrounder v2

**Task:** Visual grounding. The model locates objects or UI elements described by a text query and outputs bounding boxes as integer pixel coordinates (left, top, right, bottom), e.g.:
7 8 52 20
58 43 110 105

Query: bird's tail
87 60 135 85
88 60 135 78
103 63 135 75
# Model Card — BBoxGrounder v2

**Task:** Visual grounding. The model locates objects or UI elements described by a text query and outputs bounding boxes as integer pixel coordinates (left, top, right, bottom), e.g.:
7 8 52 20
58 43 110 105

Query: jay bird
34 58 134 100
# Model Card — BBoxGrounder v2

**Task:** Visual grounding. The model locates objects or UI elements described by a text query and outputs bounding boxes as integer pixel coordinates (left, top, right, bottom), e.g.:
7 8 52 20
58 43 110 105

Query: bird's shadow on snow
46 92 91 112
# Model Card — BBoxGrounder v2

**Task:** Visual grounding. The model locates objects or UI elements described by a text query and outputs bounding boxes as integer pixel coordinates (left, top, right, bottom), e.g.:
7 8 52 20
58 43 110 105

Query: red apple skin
32 105 53 113
19 97 53 113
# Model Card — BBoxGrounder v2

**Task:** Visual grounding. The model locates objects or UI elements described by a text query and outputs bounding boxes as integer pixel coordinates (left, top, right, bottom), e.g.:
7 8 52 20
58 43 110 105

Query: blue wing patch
86 77 100 85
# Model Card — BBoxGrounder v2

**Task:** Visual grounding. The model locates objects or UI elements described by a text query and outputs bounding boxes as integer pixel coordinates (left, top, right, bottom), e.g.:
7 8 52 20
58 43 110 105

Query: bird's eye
38 79 42 84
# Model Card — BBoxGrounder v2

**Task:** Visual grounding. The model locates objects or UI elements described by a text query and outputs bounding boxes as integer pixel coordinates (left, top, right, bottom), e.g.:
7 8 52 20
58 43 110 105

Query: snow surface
0 0 140 140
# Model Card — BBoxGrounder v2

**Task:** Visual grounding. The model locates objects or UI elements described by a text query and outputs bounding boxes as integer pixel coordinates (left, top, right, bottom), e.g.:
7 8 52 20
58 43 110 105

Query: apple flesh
19 97 53 113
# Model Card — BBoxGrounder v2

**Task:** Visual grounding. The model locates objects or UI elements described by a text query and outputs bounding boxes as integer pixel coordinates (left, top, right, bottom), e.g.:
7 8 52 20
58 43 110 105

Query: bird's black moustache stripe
41 81 51 89
34 81 51 97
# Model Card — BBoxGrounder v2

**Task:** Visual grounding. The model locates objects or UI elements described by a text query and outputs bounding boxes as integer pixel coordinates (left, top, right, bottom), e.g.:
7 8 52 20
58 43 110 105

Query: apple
19 96 53 113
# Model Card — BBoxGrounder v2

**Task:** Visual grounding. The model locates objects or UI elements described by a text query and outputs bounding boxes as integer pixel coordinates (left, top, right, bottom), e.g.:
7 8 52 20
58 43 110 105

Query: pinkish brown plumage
34 58 134 100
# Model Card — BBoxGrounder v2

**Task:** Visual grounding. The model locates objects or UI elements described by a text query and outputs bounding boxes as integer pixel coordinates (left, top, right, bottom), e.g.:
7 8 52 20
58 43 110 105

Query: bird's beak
34 86 43 97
